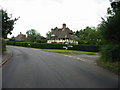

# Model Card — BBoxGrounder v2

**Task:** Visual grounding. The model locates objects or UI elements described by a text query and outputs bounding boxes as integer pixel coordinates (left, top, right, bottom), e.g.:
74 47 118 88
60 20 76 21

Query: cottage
15 32 26 41
47 24 78 44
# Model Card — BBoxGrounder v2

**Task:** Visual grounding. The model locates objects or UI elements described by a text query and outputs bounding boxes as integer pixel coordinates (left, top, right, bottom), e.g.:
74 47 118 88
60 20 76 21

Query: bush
6 41 100 52
69 44 99 52
36 40 47 43
0 38 6 52
6 41 15 45
29 43 66 49
100 43 120 62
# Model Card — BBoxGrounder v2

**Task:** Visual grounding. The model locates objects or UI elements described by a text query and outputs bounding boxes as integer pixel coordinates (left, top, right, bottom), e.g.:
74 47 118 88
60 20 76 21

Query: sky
0 0 111 38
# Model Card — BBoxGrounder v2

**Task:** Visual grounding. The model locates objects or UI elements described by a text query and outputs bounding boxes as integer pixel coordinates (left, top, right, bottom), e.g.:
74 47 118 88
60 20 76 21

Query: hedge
100 43 120 62
68 44 99 52
6 41 100 52
0 38 6 52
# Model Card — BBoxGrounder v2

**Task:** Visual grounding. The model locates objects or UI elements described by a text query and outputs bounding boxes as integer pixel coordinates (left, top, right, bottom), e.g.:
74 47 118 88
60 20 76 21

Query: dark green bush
0 38 6 52
6 41 100 52
36 40 47 43
100 43 120 62
6 41 16 45
29 43 66 49
69 44 99 52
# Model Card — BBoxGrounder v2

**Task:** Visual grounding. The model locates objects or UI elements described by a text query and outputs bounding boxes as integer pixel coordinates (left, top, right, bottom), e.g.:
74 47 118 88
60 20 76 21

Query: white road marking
68 56 72 57
64 55 68 56
64 55 96 64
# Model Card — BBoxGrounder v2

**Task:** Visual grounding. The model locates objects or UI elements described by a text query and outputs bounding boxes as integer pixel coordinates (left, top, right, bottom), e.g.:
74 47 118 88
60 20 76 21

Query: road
2 46 118 88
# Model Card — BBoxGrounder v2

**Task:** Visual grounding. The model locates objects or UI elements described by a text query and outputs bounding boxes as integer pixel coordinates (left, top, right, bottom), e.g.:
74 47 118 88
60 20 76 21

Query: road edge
0 49 13 67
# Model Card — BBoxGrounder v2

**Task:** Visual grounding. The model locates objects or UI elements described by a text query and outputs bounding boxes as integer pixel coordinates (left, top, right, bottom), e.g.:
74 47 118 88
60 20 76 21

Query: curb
0 50 13 67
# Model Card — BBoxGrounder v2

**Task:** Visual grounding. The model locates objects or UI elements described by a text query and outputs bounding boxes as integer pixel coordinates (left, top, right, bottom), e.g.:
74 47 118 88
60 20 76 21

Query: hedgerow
0 38 6 52
6 41 100 52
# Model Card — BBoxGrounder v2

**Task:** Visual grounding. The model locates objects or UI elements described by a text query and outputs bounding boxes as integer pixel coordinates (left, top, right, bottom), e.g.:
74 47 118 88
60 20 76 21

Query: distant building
37 36 47 40
5 38 10 41
15 32 26 41
47 23 78 44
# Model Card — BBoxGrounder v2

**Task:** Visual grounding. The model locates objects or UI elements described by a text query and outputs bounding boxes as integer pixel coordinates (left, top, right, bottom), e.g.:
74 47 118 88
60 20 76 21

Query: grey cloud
93 0 109 4
44 0 64 3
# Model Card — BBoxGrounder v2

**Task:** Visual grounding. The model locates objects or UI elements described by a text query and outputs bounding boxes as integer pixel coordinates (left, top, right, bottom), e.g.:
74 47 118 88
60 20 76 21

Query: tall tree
99 1 120 62
75 26 101 45
46 31 52 38
0 9 19 39
10 36 15 41
103 1 120 44
26 29 41 42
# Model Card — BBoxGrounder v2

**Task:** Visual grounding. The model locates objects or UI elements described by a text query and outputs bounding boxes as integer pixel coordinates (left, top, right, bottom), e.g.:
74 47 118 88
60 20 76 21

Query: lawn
41 49 96 55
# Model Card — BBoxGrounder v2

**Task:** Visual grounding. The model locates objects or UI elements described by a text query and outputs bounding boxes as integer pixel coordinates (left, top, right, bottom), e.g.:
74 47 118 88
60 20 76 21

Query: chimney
62 23 66 30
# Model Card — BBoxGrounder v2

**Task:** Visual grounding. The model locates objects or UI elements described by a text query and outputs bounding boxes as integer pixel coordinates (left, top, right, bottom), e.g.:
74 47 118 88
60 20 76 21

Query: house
47 24 78 44
5 38 10 41
15 32 26 41
37 36 47 40
36 36 47 43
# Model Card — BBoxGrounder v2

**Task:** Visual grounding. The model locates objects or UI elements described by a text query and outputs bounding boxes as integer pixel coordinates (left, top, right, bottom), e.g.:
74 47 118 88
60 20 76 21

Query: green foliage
0 9 19 39
68 44 99 52
101 1 120 44
46 31 52 38
111 1 120 14
0 38 6 52
99 1 120 62
103 10 120 43
6 41 100 52
75 26 101 45
26 29 41 42
100 43 120 62
42 49 95 55
2 38 6 52
97 60 120 74
36 39 47 43
10 36 15 41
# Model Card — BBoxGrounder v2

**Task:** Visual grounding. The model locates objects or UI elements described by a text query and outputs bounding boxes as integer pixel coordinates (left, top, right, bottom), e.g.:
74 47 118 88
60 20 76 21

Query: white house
47 24 78 44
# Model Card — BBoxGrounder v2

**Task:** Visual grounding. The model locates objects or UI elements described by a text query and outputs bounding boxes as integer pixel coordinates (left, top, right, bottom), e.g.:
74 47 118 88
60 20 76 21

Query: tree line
10 29 47 43
74 26 102 45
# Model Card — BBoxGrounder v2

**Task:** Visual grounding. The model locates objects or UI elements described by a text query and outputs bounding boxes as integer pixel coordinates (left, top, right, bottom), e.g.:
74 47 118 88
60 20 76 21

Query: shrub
100 43 120 62
0 38 6 52
36 40 47 43
6 41 15 45
6 41 100 52
69 44 99 52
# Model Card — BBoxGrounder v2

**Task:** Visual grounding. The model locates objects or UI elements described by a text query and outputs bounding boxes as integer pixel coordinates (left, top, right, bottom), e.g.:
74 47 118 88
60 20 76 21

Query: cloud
0 0 64 3
1 0 110 37
93 0 109 4
47 0 64 3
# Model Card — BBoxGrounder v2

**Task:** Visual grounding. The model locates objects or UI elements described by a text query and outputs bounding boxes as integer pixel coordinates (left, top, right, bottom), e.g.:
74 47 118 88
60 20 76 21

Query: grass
97 59 120 75
41 49 96 55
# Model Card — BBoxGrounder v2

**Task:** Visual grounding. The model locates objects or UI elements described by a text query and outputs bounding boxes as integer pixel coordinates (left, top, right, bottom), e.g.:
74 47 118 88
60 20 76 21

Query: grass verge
97 59 120 75
41 49 96 55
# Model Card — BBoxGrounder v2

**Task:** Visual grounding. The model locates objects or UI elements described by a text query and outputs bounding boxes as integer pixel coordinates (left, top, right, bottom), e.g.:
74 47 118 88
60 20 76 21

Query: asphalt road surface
2 46 118 88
